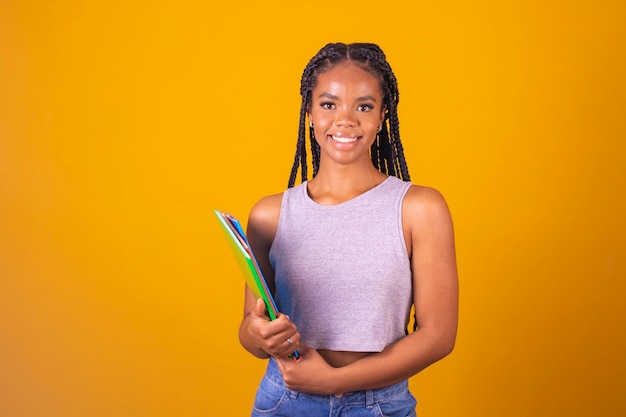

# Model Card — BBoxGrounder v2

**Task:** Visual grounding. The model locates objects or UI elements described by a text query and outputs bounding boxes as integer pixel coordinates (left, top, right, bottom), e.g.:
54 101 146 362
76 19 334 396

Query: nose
335 108 356 127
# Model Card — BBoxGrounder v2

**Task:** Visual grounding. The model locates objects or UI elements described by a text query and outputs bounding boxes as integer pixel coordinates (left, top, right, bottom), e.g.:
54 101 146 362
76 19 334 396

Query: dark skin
238 62 458 395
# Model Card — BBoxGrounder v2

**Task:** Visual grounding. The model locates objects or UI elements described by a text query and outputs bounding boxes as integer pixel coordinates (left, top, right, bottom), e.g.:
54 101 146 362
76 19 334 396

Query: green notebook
213 209 300 360
214 209 300 360
214 209 279 320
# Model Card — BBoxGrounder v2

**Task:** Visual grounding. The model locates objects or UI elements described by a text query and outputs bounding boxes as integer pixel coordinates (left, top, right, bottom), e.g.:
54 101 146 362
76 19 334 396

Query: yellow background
1 1 625 416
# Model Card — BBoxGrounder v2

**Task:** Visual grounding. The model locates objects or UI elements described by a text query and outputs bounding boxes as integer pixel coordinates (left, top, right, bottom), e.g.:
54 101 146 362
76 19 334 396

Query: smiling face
308 62 386 169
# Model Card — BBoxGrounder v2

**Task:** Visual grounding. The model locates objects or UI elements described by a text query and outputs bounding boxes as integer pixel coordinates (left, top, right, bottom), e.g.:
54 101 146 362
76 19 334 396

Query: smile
331 135 359 143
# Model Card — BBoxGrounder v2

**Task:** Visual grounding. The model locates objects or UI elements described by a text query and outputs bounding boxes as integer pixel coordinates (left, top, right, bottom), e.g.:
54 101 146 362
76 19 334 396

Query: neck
306 162 387 205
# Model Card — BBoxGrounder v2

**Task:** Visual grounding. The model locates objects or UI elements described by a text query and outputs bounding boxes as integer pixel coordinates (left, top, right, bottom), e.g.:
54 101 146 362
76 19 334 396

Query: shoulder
404 184 449 210
249 192 284 222
403 184 453 232
247 192 284 247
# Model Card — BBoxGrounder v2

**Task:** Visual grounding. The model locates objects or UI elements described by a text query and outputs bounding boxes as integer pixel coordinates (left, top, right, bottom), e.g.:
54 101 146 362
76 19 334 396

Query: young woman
238 42 458 416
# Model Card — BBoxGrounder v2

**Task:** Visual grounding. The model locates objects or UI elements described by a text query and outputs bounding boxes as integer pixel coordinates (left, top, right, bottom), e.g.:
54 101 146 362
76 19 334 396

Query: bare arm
238 193 301 360
277 186 458 394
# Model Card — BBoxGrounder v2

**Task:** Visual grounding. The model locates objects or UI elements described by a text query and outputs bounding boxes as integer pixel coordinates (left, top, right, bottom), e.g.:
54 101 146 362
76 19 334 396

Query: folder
214 209 299 360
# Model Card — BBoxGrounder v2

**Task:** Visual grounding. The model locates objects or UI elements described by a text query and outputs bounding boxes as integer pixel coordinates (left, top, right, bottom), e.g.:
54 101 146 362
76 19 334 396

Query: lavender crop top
269 176 413 352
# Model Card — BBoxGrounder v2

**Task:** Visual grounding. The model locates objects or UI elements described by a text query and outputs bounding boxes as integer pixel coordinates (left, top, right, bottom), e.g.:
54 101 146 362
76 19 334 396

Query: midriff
319 349 373 368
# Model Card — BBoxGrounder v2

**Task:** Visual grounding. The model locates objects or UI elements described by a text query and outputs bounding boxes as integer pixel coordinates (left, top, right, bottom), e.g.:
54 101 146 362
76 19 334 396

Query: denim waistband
264 357 409 407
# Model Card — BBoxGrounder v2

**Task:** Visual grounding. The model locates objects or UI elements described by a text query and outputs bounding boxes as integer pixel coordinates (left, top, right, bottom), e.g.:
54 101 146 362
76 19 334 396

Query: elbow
430 329 457 361
439 336 456 359
432 316 458 360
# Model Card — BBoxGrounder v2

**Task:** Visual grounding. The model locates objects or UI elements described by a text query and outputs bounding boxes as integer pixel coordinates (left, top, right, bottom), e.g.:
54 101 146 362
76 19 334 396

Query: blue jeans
251 357 417 417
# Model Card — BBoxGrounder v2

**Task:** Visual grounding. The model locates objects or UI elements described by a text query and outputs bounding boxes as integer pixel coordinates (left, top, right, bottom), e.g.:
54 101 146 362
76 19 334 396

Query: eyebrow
317 92 378 102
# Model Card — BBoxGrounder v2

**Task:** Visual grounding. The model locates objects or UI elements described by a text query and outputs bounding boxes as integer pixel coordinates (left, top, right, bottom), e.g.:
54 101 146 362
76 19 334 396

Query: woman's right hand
242 298 301 359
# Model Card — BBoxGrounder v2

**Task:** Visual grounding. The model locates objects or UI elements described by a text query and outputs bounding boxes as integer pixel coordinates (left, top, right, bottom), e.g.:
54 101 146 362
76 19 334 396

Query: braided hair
288 42 411 188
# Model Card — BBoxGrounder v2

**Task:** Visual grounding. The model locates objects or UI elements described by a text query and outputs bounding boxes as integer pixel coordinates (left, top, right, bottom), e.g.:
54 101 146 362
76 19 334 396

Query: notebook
214 209 299 359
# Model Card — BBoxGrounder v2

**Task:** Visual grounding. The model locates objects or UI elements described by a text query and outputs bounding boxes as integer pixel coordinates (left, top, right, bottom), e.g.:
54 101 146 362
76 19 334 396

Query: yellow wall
1 1 624 416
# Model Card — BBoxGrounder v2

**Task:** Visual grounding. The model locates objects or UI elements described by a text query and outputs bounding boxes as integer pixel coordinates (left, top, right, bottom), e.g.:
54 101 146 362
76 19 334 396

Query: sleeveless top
269 176 413 352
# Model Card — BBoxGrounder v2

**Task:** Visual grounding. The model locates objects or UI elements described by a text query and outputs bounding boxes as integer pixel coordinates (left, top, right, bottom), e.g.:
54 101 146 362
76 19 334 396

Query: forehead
314 62 382 98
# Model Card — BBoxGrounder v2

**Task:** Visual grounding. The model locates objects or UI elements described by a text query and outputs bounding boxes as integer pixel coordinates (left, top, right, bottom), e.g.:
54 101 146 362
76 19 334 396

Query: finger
265 333 295 359
284 332 301 350
251 298 267 318
285 336 295 349
273 327 300 349
277 314 299 335
268 334 295 357
274 313 292 329
264 314 298 339
285 333 304 358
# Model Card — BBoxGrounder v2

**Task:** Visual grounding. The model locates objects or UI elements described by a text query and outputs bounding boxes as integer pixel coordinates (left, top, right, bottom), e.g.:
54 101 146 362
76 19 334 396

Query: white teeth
332 136 358 143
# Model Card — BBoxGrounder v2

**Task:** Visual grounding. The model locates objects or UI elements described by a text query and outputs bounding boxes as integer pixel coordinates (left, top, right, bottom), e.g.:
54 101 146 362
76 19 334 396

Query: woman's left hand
275 345 337 395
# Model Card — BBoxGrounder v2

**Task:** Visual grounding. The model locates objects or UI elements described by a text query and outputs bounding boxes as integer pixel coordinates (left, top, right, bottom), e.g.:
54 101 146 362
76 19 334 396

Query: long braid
310 124 320 177
288 42 411 187
288 97 309 188
298 101 308 184
371 134 381 171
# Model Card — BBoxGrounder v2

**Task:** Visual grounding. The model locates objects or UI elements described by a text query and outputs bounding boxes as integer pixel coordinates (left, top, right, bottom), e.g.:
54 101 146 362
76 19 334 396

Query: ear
380 105 387 124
